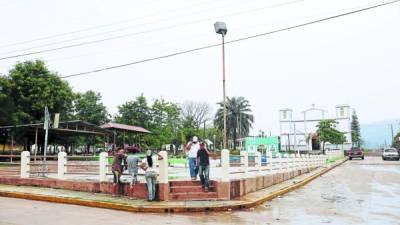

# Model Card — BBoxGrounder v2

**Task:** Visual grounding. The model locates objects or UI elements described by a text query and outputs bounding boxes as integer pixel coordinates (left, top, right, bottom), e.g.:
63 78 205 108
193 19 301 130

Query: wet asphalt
0 157 399 225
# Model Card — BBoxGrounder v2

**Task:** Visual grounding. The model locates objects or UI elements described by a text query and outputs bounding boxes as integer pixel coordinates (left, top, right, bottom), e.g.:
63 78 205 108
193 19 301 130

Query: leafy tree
74 91 110 125
316 119 347 154
351 109 362 147
3 60 75 124
391 132 400 149
115 94 151 129
0 75 17 126
148 98 181 148
214 96 254 150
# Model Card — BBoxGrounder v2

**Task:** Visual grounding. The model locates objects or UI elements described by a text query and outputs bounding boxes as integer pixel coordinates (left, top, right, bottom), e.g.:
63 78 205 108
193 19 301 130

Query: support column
158 151 169 201
267 151 273 173
255 151 262 175
284 154 289 172
57 152 67 179
99 152 108 182
218 149 231 200
20 151 30 178
240 151 248 178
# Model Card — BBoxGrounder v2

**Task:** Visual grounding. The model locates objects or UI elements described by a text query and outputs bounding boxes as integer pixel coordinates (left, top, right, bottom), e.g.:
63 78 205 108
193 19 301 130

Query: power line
60 0 400 79
0 0 300 55
44 3 375 64
0 0 238 49
0 0 306 60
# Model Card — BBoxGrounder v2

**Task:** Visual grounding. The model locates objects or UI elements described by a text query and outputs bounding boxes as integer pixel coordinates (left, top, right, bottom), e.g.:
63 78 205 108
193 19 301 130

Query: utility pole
214 21 228 149
391 124 394 147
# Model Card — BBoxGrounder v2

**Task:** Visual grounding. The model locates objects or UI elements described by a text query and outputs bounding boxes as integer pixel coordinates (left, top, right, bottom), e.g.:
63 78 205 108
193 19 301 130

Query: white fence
19 149 344 182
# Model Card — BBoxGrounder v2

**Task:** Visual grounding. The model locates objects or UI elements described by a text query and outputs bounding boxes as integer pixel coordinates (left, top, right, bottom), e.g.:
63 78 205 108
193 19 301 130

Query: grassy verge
326 156 345 164
168 158 187 165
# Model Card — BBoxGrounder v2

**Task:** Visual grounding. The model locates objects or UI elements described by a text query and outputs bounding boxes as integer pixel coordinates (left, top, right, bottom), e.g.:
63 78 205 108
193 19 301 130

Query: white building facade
279 105 352 152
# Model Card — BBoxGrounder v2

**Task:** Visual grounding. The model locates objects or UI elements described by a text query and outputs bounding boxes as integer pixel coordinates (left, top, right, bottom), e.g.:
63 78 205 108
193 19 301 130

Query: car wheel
361 156 364 160
382 157 386 161
349 157 352 160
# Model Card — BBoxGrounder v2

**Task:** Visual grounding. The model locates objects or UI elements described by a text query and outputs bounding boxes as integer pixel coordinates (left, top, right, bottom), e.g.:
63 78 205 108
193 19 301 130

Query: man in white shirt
186 136 200 180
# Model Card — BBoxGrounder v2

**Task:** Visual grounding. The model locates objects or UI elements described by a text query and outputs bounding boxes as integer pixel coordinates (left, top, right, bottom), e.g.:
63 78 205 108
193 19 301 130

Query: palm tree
214 96 254 150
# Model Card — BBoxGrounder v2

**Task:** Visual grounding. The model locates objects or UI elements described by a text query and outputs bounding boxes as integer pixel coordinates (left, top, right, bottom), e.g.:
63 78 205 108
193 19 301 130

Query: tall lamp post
214 21 228 149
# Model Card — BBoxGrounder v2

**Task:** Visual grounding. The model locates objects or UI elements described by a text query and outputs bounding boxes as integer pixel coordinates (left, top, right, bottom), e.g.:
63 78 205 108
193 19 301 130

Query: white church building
279 104 352 152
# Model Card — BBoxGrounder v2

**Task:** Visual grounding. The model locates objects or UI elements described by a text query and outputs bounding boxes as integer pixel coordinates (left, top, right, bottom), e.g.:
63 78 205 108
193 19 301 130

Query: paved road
0 157 399 225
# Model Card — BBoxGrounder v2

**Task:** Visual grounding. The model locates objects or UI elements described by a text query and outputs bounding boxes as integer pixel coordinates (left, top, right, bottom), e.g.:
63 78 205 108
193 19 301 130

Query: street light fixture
214 21 228 149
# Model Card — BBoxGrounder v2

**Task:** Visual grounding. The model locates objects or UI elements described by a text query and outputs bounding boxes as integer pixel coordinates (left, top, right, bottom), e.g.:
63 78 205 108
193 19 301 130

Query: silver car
382 148 400 161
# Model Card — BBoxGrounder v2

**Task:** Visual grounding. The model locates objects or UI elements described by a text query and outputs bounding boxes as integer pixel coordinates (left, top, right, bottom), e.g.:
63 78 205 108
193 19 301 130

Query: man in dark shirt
111 148 127 197
197 143 211 190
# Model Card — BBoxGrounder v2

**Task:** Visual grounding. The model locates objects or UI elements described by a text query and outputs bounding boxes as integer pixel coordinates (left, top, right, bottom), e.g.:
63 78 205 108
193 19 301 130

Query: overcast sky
0 0 399 135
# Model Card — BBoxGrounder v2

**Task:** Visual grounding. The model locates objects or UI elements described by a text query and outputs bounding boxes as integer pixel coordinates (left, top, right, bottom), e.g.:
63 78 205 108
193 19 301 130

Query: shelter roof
100 122 151 134
0 120 113 136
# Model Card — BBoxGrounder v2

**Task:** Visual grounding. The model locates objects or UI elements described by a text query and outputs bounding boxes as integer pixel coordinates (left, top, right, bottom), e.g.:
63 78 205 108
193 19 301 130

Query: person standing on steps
197 143 211 191
111 147 127 197
126 148 140 199
140 150 164 202
186 136 200 180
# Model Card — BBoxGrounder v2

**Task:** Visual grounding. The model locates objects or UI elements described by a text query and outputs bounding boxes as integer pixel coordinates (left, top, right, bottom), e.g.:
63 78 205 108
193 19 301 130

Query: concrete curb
0 158 347 213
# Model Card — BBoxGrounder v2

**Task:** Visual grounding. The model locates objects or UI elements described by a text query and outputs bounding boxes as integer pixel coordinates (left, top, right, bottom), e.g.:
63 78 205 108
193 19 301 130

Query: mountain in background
360 119 400 149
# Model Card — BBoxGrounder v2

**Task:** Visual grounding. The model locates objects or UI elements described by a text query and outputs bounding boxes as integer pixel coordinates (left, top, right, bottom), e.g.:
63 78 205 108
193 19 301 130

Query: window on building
340 108 345 117
282 111 287 120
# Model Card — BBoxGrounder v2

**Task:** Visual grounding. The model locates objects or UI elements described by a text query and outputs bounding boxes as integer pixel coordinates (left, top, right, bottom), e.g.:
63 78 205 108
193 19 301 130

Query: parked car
382 148 400 161
348 147 364 160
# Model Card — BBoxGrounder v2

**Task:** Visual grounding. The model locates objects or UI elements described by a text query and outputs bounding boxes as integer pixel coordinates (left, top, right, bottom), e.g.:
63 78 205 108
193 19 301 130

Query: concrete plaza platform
0 158 347 213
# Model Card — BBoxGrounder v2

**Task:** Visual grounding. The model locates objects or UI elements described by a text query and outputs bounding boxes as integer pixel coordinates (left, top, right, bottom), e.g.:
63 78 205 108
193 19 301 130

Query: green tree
214 96 254 150
0 75 17 126
3 60 74 124
74 91 110 125
148 98 181 148
115 94 151 129
391 132 400 149
317 119 347 154
351 109 362 147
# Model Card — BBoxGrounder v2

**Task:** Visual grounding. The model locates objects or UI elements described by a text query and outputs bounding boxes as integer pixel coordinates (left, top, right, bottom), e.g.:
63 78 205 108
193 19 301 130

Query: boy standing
197 143 211 191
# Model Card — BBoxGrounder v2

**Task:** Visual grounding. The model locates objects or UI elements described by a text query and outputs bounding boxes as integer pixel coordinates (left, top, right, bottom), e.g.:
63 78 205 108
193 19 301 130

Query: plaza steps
169 180 220 201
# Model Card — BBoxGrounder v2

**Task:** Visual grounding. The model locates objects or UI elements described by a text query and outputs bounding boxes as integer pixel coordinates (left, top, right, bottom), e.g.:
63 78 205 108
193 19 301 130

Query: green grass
326 156 345 164
168 158 187 165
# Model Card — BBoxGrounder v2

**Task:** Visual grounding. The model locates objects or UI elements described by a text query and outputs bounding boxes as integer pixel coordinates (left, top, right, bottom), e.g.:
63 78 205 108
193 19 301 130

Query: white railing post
284 154 290 172
267 151 273 173
299 154 303 170
240 151 249 178
157 151 169 201
158 151 168 184
255 151 262 175
295 154 300 171
289 154 295 172
278 155 284 173
20 151 30 178
221 149 230 182
99 152 108 182
57 152 67 179
312 155 316 168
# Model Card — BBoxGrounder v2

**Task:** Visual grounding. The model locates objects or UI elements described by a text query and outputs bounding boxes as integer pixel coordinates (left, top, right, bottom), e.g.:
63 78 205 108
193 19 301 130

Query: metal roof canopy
100 122 151 134
0 120 113 136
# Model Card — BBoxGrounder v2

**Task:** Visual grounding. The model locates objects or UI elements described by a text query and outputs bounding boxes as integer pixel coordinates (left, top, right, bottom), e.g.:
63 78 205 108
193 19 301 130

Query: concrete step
170 185 214 193
169 180 216 187
169 192 219 201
